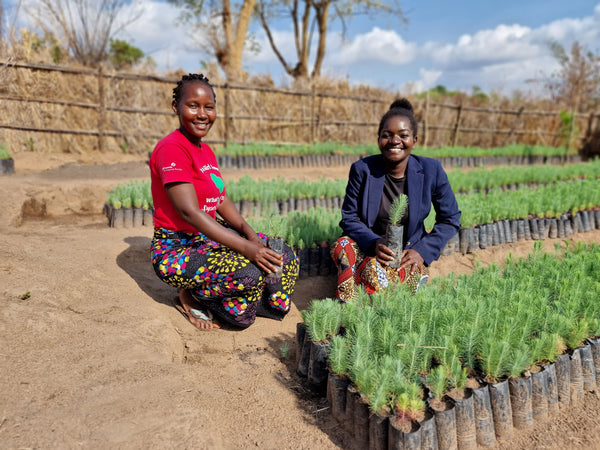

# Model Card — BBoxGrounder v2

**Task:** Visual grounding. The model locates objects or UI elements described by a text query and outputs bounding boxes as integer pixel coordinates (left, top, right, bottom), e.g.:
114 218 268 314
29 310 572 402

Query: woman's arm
409 163 461 266
166 182 281 273
217 195 265 245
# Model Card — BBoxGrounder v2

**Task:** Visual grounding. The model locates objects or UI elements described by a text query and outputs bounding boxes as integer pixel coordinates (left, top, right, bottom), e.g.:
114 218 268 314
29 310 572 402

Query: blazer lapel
407 156 424 238
366 157 386 228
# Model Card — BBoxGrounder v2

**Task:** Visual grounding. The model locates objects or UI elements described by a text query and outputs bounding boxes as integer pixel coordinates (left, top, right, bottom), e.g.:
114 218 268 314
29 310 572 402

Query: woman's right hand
243 241 283 274
374 238 395 266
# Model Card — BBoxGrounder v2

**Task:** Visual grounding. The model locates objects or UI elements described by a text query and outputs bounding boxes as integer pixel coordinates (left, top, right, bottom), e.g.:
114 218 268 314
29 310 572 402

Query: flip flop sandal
173 296 221 330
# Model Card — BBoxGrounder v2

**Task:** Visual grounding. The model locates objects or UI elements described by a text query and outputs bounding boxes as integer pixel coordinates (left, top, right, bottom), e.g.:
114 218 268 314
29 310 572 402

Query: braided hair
172 73 216 105
377 98 418 137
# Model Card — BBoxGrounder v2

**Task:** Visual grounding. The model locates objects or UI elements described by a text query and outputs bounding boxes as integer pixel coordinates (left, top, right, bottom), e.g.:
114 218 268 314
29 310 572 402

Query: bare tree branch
26 0 141 66
257 0 406 81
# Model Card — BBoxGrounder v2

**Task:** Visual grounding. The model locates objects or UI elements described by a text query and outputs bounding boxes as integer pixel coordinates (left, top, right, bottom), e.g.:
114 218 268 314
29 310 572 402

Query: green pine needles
389 194 409 227
302 241 600 409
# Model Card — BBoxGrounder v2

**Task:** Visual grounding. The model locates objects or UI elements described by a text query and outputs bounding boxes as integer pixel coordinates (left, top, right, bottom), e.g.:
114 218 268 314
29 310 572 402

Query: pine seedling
389 194 408 227
0 142 11 159
368 376 393 416
508 345 531 378
304 298 341 343
449 355 468 391
480 339 511 382
425 365 449 401
328 335 350 376
321 298 343 339
351 358 378 400
375 317 400 358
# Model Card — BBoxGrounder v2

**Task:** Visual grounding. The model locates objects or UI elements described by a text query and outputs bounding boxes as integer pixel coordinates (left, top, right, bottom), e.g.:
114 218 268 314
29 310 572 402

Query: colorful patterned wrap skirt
330 236 429 302
151 225 299 328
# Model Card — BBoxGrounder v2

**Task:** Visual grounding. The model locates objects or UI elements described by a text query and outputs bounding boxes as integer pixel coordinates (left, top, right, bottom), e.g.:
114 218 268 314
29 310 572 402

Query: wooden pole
565 109 575 163
310 86 315 143
452 101 463 147
224 83 230 148
422 91 429 149
501 106 525 147
97 64 105 152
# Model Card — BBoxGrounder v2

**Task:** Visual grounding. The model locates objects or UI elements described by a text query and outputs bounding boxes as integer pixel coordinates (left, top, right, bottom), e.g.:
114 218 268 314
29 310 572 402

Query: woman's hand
374 238 395 266
247 232 267 248
399 248 425 275
243 241 283 274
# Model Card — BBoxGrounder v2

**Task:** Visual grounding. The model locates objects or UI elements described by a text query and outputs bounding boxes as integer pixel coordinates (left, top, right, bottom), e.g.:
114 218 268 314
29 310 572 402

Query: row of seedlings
446 178 600 255
104 180 154 228
231 160 600 218
214 153 582 170
105 159 600 226
216 153 362 169
210 143 580 169
297 242 600 449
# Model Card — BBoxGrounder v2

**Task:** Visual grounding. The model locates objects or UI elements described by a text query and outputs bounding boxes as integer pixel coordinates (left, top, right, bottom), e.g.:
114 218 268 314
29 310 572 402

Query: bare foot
177 289 221 330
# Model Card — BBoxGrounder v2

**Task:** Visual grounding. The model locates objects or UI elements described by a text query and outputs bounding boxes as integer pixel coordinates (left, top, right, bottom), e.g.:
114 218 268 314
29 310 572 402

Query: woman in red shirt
150 73 298 329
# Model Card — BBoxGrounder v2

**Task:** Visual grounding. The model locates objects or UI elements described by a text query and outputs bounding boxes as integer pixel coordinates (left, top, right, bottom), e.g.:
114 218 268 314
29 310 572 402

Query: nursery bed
3 151 600 449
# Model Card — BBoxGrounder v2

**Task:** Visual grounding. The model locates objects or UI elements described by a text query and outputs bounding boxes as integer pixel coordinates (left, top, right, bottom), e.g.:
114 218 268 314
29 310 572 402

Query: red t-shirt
150 129 226 232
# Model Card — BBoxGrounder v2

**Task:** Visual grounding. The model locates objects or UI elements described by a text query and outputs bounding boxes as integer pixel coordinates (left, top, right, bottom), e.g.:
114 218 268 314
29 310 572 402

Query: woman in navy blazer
331 99 461 301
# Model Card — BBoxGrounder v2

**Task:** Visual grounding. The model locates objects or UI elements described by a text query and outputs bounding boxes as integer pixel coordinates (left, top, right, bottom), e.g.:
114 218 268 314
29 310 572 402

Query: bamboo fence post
97 64 105 152
224 83 230 148
452 101 463 147
501 106 525 147
565 109 575 163
491 104 500 147
310 86 315 143
422 91 430 148
316 93 323 142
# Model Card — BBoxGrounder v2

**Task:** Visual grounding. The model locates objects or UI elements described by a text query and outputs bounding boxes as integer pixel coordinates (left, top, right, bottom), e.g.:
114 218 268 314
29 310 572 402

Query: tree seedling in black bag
386 194 408 268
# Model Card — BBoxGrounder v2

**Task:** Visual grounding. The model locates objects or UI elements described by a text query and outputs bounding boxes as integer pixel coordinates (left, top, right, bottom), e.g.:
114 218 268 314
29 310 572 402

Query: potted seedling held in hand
267 215 284 279
386 194 408 268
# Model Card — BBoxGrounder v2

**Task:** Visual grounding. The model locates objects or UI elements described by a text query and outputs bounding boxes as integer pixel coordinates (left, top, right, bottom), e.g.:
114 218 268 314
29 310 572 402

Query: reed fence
1 60 598 155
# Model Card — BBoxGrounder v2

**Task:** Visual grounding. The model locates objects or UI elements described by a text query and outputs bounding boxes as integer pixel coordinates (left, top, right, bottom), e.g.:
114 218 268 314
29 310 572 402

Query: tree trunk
225 0 256 81
311 2 330 78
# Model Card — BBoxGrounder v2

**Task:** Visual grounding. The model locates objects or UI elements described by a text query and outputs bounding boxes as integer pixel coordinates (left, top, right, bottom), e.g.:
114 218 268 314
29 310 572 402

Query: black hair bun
389 98 413 112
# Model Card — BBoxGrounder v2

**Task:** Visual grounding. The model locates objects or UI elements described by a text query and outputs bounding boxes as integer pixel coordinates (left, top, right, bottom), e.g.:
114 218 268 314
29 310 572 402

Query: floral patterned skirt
330 236 429 302
151 225 298 328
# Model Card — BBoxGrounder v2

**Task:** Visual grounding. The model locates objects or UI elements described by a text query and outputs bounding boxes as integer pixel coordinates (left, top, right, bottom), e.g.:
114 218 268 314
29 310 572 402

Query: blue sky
6 0 600 96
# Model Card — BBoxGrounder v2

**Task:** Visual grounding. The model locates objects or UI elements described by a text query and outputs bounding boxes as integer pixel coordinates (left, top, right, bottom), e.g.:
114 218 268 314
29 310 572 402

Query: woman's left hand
399 249 424 275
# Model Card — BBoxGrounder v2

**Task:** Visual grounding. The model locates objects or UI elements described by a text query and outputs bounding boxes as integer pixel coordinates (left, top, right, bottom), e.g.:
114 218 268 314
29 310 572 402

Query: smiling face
378 115 417 177
172 81 216 145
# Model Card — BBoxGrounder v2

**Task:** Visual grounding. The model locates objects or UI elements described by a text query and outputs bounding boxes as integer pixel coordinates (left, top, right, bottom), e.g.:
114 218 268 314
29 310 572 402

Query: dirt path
2 151 600 449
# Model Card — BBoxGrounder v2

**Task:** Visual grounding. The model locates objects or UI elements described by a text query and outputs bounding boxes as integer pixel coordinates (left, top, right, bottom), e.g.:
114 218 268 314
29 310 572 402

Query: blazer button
406 241 411 246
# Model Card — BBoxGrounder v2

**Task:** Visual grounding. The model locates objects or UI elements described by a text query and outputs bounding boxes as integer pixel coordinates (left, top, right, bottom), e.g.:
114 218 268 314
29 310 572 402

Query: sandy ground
2 150 600 449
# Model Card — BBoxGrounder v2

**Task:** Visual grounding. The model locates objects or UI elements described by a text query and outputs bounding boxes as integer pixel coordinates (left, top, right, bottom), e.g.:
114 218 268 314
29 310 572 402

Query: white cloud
410 6 600 93
116 1 208 72
328 27 416 66
425 24 537 68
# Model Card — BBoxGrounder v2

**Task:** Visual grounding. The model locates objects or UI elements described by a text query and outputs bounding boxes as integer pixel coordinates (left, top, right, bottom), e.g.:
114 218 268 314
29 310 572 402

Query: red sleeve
153 139 194 186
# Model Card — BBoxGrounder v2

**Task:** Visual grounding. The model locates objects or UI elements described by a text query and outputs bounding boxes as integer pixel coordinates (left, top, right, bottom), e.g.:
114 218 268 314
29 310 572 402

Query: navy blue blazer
340 154 461 265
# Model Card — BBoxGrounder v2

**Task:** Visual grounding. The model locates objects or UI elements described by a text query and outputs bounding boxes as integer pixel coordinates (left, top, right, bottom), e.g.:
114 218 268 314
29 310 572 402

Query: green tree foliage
108 38 144 69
